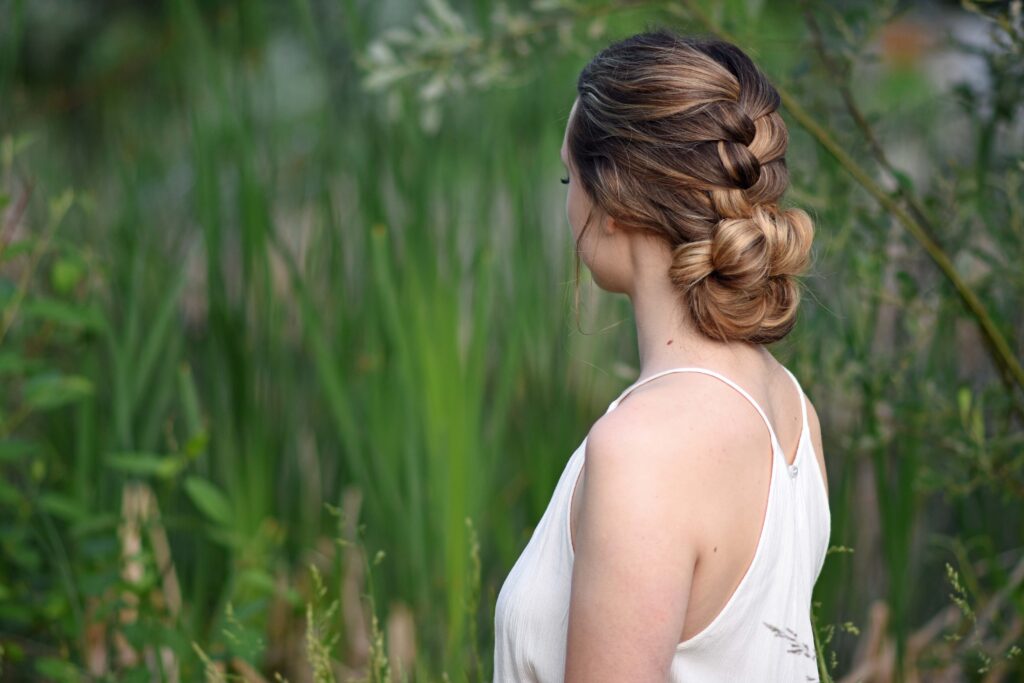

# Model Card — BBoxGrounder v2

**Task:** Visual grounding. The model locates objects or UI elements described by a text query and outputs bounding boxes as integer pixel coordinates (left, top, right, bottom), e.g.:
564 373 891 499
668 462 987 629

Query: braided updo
567 29 814 344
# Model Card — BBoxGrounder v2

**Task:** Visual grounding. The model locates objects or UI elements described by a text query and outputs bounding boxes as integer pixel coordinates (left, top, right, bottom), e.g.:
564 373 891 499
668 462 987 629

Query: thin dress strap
780 366 808 433
604 367 784 456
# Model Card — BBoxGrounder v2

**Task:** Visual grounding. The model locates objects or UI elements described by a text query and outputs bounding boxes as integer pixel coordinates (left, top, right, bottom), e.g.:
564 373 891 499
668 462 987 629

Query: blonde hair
567 28 814 344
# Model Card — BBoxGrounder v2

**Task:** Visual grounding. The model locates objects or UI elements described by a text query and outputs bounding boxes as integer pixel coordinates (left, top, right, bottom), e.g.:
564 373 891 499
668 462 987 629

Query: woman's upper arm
564 399 715 682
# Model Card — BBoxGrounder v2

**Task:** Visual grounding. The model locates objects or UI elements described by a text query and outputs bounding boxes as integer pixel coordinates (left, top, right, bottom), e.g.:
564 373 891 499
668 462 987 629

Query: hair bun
668 204 814 344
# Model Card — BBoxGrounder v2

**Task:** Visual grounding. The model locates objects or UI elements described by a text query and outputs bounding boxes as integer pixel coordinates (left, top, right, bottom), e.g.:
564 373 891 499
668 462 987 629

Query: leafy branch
356 0 651 132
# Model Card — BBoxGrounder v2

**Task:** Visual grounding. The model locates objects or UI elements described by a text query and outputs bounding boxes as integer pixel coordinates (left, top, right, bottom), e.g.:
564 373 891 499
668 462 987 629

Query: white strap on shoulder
605 367 783 454
780 366 808 435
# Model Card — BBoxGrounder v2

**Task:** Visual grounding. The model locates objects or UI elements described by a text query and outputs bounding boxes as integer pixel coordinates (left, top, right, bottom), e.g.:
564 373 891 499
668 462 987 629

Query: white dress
493 366 831 682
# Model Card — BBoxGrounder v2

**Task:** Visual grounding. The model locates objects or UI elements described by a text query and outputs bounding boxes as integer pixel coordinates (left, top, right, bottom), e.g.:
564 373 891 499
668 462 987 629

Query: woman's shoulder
586 371 759 480
595 368 767 437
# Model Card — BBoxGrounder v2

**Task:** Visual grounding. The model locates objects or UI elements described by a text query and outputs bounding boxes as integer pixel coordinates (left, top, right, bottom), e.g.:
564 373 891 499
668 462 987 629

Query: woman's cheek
569 187 587 241
566 192 578 241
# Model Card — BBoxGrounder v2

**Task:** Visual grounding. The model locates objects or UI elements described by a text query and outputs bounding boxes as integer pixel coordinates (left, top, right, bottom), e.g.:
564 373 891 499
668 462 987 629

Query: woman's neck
625 240 767 380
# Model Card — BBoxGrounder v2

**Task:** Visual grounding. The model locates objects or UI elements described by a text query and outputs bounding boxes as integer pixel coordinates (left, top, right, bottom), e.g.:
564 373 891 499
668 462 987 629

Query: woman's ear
603 214 621 235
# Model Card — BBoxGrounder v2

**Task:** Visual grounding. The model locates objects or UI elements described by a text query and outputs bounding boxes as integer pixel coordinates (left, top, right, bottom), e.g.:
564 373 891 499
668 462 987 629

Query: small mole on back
667 339 673 345
713 546 717 552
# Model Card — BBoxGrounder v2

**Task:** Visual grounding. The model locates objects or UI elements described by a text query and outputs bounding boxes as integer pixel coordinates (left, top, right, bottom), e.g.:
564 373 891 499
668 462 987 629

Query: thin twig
800 1 940 240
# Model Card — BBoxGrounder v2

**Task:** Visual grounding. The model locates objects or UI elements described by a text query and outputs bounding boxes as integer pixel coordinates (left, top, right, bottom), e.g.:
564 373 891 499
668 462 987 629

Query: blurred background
0 0 1022 681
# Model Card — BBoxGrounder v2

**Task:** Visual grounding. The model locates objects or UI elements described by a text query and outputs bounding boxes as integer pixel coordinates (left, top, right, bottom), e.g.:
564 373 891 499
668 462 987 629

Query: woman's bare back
567 361 828 646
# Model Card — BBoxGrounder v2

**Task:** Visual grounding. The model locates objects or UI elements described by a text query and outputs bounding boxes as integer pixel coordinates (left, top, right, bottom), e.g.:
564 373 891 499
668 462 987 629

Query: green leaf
236 567 277 595
184 476 232 526
50 257 85 295
0 478 23 505
70 513 118 538
0 438 39 462
1 238 35 260
22 373 94 410
971 395 985 446
0 350 45 376
106 452 185 479
890 169 916 194
0 603 33 626
2 132 37 165
48 189 74 225
34 656 81 682
957 387 971 431
21 298 104 331
37 493 88 522
182 430 209 459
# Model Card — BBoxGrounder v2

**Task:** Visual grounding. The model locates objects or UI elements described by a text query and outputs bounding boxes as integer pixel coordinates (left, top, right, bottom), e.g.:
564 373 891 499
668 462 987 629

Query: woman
493 28 831 682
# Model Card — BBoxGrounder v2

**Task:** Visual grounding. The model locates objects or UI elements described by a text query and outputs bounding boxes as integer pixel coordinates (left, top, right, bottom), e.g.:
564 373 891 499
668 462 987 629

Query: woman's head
561 28 814 345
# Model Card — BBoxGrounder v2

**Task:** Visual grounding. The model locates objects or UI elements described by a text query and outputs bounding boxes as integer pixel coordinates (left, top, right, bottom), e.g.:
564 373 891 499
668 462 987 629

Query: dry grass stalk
232 655 271 683
116 481 181 681
839 584 1023 682
83 596 108 675
385 602 416 683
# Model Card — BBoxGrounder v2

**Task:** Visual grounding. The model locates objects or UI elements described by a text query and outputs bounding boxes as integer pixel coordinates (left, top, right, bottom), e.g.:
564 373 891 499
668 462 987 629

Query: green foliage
0 0 1022 681
945 562 975 633
305 565 341 683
